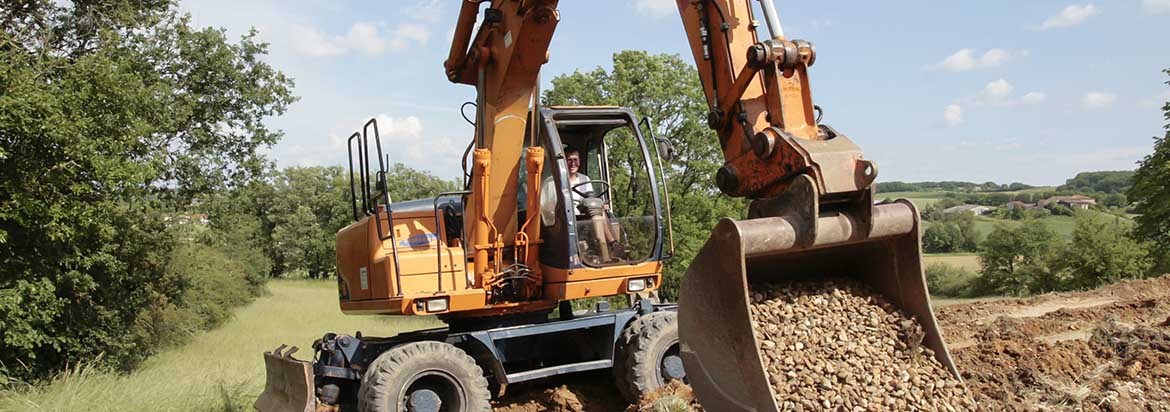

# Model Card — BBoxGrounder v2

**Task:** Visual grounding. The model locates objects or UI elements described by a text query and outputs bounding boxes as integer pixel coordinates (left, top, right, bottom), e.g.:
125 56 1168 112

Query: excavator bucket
255 345 316 412
678 180 959 412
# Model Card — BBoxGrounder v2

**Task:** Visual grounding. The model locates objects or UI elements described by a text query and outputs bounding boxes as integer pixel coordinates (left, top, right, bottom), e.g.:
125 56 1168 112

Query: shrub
1051 216 1153 290
975 221 1057 296
925 263 978 297
924 223 963 253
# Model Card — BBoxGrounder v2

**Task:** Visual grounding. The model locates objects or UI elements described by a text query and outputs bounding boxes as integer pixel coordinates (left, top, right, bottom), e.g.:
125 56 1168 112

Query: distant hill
876 181 1034 194
1057 171 1135 195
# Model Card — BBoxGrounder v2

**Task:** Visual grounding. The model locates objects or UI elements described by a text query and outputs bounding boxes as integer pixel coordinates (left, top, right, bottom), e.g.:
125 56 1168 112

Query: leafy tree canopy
1129 68 1170 272
0 0 294 380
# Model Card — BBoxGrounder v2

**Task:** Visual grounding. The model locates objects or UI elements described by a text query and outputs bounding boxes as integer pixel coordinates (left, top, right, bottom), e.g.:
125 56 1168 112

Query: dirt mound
491 371 625 412
944 275 1170 411
492 275 1170 411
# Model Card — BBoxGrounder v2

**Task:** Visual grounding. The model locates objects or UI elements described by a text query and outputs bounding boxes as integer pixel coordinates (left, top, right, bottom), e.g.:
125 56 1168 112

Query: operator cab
523 107 671 269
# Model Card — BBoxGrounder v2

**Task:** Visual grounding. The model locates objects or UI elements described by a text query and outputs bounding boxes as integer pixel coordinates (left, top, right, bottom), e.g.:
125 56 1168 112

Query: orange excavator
256 1 958 411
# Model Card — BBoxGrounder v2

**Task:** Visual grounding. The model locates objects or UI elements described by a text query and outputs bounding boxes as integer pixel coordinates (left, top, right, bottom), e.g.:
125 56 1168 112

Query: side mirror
639 116 674 162
655 138 674 162
375 171 388 193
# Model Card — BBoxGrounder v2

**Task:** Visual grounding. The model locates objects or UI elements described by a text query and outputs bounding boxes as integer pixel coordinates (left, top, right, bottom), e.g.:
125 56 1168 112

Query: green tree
543 51 747 300
1060 171 1135 195
1129 68 1170 273
923 223 962 253
256 164 457 279
976 222 1057 296
1052 215 1152 290
0 1 293 380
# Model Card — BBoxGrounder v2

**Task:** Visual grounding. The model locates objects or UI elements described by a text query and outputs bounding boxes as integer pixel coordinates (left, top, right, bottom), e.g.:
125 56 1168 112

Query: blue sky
181 0 1170 186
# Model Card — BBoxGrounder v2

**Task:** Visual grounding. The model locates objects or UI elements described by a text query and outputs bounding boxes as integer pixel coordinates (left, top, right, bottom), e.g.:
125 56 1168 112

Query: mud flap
255 345 316 412
678 184 959 412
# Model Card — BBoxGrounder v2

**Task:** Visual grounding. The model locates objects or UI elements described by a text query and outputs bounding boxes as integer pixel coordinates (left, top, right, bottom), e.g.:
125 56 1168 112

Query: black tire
613 313 654 402
616 311 685 402
357 341 491 412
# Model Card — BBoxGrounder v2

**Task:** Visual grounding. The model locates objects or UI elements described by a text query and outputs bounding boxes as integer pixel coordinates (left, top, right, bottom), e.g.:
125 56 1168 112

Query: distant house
1006 201 1036 210
163 213 210 226
1038 195 1097 210
943 204 994 216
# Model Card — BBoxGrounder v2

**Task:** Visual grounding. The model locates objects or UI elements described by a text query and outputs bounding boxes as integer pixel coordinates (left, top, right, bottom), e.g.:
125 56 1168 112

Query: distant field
923 253 981 272
879 187 1059 210
969 210 1130 240
0 280 438 412
877 191 946 207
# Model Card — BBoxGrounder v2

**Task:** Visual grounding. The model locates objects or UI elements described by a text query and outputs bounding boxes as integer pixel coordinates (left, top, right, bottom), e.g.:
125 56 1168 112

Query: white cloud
929 48 1015 72
1143 0 1170 14
1081 92 1118 108
978 79 1015 104
289 22 431 58
996 139 1022 151
343 22 387 56
324 113 464 174
289 25 346 57
405 0 442 24
389 24 431 52
1021 92 1048 104
943 104 964 127
633 0 675 17
1033 4 1100 30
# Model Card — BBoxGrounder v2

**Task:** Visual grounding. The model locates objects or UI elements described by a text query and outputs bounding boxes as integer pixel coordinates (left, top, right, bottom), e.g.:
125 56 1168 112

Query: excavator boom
670 1 959 410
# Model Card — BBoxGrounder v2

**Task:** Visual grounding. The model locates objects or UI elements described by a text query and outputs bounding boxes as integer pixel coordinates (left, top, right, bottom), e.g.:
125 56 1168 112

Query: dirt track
493 275 1170 411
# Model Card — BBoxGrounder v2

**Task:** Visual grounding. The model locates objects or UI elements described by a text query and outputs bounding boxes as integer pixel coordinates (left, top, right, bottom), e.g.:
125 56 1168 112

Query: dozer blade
255 345 316 412
678 198 959 412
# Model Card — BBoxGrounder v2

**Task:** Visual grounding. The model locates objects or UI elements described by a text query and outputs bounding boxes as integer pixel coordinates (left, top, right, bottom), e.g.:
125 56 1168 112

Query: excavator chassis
256 301 681 412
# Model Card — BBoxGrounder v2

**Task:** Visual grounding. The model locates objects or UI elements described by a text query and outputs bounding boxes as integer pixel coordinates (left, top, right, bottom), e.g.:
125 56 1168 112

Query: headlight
628 279 647 292
424 298 448 313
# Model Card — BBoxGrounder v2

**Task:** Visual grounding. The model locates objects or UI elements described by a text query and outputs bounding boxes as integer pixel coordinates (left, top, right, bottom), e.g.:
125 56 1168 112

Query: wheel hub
406 389 442 412
660 341 687 382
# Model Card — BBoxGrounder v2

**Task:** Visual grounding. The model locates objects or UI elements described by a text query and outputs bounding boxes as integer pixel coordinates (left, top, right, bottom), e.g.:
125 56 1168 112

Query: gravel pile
749 280 976 411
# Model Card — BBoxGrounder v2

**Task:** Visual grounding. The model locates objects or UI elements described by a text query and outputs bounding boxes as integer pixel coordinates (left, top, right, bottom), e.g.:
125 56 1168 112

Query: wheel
614 314 654 402
357 341 491 412
616 311 686 402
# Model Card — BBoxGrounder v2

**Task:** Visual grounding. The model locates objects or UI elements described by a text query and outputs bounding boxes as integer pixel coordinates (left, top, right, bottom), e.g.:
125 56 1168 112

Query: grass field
923 253 981 272
0 280 438 412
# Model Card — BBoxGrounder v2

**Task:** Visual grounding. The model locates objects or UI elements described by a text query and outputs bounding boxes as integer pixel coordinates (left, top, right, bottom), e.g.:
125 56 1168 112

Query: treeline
928 215 1152 297
1058 171 1135 195
207 165 458 281
883 171 1135 210
0 2 295 383
876 181 1033 193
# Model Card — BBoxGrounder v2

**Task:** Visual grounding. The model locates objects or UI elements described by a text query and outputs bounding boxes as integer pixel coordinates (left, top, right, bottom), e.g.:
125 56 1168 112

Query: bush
1051 216 1153 290
975 221 1057 296
132 240 263 355
925 263 978 297
924 224 962 253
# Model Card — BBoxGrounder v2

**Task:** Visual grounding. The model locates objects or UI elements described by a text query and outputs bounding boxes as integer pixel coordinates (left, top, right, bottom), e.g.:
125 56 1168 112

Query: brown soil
492 275 1170 411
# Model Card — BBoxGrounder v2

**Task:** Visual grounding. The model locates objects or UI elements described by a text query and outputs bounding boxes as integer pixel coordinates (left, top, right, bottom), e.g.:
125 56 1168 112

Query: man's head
565 147 581 176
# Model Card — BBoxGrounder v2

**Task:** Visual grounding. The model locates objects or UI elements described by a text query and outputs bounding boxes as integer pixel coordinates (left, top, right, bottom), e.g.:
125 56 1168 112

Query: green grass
877 191 946 208
0 280 439 412
969 210 1129 241
923 253 981 272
